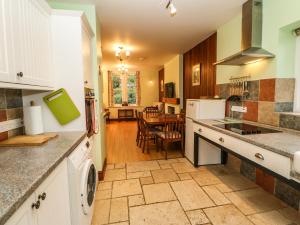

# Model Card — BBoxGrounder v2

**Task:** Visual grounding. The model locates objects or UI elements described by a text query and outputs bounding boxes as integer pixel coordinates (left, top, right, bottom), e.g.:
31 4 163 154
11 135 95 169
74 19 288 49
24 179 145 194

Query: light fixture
115 45 131 73
166 0 177 17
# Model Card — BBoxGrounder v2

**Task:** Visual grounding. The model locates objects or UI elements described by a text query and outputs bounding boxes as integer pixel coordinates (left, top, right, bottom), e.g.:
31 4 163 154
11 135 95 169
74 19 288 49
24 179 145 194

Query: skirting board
98 158 107 181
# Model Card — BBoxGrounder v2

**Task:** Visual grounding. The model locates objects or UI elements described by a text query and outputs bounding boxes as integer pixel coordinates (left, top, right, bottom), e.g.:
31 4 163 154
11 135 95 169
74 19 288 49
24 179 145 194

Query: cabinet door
0 0 15 83
11 0 53 87
5 194 37 225
36 160 71 225
82 25 93 89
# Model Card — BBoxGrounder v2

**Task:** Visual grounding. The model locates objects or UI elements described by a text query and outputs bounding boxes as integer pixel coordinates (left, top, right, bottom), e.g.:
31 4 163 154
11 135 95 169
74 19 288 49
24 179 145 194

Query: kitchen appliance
68 137 96 225
185 99 226 165
214 123 282 135
214 0 274 66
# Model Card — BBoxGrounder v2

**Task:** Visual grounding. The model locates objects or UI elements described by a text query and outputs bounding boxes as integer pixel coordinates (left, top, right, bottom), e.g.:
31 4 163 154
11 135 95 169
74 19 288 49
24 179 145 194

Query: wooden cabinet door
0 0 15 83
35 160 71 225
5 194 37 225
11 0 53 87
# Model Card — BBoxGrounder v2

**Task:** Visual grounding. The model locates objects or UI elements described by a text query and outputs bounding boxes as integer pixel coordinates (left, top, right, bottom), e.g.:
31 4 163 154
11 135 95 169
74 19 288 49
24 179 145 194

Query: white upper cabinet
0 0 54 89
82 25 93 89
0 0 14 83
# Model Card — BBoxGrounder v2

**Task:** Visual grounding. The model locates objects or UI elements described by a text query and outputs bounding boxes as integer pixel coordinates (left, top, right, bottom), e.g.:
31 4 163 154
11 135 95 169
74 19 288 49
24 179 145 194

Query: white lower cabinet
5 160 71 225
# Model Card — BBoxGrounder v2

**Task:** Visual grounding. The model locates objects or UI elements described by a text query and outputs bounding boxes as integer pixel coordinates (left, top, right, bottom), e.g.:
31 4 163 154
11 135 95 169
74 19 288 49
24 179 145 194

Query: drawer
193 123 291 178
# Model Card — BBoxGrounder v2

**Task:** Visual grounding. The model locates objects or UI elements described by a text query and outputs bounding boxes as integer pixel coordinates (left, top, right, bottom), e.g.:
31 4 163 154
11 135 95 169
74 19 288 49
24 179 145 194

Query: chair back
161 114 185 141
144 106 159 118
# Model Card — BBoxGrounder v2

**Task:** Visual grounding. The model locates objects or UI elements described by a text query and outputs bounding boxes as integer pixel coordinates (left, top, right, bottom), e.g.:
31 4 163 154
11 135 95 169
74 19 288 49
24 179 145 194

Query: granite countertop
193 119 300 159
0 131 87 225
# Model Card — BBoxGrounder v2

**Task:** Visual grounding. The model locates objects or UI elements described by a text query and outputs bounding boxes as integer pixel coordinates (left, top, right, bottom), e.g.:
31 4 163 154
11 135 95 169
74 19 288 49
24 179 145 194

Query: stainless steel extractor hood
214 0 275 66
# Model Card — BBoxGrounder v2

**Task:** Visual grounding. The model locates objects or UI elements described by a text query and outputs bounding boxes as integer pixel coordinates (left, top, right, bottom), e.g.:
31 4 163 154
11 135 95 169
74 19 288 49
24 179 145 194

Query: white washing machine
68 137 97 225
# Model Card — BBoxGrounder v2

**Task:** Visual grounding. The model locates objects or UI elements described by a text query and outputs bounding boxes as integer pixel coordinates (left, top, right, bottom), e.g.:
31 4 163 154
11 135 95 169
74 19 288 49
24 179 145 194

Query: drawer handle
255 153 264 160
17 72 23 77
198 128 202 132
38 192 47 201
32 200 40 209
219 137 224 143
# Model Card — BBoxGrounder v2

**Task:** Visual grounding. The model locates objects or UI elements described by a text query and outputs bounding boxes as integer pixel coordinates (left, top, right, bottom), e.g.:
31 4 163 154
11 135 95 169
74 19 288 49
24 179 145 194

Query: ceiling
54 0 247 70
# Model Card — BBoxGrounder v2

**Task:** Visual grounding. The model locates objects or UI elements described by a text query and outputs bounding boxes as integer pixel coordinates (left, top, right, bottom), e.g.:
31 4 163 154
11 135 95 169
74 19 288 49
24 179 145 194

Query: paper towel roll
293 151 300 174
23 106 44 135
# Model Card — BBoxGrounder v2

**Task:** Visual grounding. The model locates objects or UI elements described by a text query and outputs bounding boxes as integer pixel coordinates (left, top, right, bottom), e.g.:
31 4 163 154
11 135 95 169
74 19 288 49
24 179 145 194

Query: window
294 36 300 112
109 71 140 106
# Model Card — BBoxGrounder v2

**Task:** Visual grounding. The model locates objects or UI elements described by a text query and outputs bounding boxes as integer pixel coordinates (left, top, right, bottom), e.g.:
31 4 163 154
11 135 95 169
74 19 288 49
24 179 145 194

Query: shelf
162 98 180 105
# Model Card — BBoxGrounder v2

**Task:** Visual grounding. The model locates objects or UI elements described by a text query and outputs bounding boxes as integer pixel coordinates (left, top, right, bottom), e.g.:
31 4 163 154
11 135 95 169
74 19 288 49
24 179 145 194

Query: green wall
48 1 106 171
217 0 300 84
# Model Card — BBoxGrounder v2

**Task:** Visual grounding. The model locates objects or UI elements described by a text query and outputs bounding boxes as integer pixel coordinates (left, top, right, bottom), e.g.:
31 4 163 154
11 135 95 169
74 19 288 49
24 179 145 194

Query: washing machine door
80 159 97 215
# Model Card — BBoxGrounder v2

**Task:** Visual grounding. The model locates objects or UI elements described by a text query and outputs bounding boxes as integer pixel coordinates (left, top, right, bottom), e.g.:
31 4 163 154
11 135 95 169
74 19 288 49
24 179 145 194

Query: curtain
108 70 113 107
136 71 141 106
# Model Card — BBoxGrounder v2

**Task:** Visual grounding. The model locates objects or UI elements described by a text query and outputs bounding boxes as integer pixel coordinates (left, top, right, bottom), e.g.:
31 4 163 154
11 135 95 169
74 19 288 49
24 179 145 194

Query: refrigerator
185 99 225 165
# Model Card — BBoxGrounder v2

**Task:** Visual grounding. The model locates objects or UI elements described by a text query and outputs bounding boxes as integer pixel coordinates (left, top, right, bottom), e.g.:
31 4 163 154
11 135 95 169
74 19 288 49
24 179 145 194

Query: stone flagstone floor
92 158 300 225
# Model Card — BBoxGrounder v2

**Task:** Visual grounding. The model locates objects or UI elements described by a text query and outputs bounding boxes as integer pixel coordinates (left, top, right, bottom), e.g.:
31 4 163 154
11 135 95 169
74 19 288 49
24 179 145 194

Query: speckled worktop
0 131 86 225
193 119 300 159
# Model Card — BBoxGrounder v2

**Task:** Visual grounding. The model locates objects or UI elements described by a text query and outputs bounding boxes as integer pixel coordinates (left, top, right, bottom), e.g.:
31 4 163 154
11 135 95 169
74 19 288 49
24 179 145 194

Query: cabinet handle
255 153 264 160
86 141 90 148
84 80 88 84
38 192 47 201
219 137 224 143
32 200 40 209
198 128 202 132
17 72 23 77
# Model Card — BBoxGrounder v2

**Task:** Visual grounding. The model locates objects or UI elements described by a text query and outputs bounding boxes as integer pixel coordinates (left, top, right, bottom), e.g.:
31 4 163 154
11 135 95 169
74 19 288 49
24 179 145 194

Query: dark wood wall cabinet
183 33 217 108
158 68 165 102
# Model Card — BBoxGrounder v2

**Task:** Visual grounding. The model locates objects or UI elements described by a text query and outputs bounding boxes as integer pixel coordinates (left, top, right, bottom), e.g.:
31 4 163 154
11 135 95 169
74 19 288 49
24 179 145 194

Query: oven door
80 159 97 215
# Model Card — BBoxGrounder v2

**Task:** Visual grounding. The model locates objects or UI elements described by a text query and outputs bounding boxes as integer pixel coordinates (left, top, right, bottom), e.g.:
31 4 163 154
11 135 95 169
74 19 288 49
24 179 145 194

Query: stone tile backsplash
0 89 24 141
216 78 300 131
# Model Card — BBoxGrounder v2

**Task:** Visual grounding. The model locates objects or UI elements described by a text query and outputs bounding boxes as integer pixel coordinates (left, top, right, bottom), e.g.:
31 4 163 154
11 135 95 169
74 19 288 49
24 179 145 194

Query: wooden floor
106 121 183 164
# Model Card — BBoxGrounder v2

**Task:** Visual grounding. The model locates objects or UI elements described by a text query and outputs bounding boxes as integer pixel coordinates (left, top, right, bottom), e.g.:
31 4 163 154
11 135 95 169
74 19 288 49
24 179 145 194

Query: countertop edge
0 132 87 225
192 120 294 159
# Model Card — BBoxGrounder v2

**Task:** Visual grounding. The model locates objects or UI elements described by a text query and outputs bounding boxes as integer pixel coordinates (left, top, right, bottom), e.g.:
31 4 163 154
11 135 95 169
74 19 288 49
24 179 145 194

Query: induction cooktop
213 123 282 135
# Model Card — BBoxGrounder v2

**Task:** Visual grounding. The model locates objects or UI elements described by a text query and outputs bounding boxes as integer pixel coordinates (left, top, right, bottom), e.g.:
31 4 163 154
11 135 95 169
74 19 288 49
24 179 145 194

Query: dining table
142 113 184 126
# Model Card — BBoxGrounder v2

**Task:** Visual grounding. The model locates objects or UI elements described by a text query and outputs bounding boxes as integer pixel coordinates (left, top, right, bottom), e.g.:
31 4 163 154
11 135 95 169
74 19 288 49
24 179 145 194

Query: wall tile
256 168 275 194
7 108 23 120
243 101 258 122
275 102 294 112
275 78 295 102
259 79 275 101
8 127 24 138
245 80 259 101
0 89 6 109
280 114 296 130
0 110 7 122
240 161 256 182
258 102 279 126
275 179 300 210
219 84 230 99
0 131 8 141
5 89 23 109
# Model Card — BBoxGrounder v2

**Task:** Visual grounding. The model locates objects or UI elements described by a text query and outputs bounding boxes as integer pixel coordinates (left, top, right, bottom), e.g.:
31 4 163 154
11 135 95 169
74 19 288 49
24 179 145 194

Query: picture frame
192 64 201 86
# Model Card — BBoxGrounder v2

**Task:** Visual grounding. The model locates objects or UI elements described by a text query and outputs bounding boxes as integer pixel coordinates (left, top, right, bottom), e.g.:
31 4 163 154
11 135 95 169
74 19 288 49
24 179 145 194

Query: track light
166 0 177 17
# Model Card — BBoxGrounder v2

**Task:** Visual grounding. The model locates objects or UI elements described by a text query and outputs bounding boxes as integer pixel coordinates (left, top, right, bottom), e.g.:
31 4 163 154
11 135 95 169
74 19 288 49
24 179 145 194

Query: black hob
214 123 282 135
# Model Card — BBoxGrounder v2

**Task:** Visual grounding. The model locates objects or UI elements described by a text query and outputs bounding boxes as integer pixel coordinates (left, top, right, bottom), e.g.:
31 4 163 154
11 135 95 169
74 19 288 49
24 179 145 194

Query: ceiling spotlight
166 0 177 17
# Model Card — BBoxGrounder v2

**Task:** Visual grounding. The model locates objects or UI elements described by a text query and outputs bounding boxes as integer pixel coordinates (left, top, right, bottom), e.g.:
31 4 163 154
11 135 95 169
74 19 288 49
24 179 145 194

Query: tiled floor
92 158 300 225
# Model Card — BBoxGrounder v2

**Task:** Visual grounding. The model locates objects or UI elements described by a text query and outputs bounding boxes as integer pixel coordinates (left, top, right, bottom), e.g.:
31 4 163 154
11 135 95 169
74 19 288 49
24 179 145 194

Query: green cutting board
43 88 80 125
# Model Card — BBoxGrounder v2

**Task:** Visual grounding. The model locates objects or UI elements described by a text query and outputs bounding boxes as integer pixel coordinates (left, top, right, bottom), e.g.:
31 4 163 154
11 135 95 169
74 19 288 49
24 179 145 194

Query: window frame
112 73 138 106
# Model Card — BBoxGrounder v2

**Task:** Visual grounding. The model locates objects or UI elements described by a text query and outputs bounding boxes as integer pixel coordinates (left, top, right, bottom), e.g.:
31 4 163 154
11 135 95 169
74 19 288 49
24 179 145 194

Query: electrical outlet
0 119 23 133
231 106 247 113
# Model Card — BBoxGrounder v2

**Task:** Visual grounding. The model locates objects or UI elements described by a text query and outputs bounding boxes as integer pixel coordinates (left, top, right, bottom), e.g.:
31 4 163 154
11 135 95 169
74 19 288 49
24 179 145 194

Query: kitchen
1 0 300 225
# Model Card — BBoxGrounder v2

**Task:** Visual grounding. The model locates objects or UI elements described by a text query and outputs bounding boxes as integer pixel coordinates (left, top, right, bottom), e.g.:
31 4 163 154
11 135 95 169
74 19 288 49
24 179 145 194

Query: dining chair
156 114 185 159
139 112 159 153
143 106 160 118
135 110 142 146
